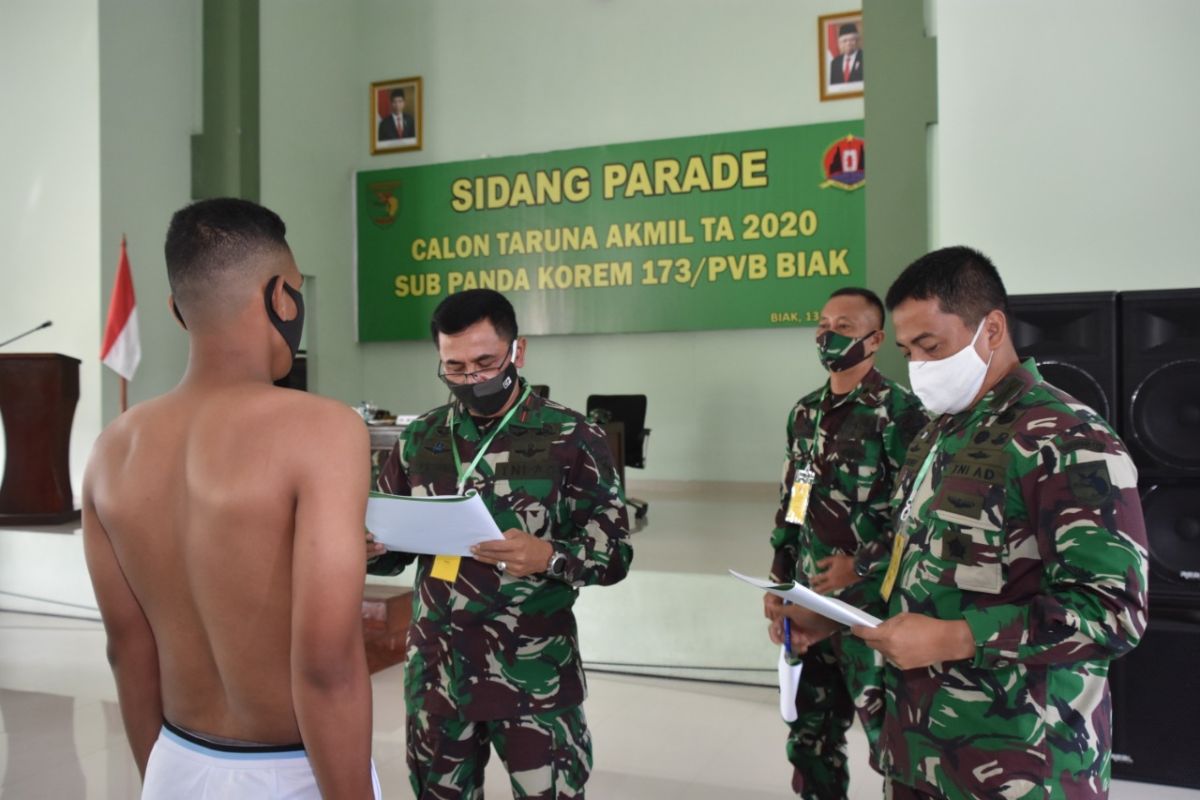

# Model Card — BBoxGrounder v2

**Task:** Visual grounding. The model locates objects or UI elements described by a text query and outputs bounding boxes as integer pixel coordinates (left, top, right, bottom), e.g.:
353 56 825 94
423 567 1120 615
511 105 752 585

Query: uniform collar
819 366 886 410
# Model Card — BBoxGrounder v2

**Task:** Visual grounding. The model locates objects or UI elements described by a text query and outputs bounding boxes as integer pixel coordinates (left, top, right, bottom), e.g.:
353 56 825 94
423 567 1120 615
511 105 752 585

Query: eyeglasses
437 341 516 386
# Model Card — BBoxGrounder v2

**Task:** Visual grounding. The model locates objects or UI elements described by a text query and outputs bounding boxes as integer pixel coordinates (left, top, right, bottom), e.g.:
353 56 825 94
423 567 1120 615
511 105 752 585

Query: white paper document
778 646 803 722
728 570 882 628
366 491 503 556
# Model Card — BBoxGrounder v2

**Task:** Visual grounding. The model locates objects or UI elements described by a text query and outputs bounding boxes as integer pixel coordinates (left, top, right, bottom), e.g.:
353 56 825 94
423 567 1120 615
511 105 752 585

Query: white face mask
908 318 993 415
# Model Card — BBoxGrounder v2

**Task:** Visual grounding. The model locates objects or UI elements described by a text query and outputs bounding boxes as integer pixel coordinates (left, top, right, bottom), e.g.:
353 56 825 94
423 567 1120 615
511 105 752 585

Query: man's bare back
87 384 364 740
83 198 375 799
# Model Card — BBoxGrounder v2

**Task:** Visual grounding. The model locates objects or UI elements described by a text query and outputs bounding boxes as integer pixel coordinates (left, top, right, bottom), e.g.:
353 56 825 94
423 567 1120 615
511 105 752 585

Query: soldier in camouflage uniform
837 247 1148 800
366 289 632 799
767 287 927 799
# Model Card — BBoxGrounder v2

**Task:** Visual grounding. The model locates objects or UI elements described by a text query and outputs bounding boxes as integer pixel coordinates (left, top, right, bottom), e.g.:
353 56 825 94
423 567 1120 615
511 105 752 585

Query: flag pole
119 233 128 414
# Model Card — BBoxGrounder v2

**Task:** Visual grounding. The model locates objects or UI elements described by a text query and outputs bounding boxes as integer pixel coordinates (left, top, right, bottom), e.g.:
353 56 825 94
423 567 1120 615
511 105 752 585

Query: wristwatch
546 549 568 579
853 554 872 578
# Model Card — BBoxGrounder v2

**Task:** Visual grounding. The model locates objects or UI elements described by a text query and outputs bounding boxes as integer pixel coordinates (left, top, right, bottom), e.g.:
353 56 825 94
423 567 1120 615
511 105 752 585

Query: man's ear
168 295 187 330
268 275 299 322
984 309 1006 350
866 328 886 354
514 336 527 369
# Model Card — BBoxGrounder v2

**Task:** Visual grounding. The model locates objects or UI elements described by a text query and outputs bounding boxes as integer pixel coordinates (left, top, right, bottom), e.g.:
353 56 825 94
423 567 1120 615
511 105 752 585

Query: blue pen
784 601 793 656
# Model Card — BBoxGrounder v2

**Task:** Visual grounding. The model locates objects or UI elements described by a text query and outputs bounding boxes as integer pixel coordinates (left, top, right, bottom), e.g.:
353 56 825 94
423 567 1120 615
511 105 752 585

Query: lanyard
806 388 829 464
897 435 941 525
881 435 941 604
450 385 532 495
897 396 998 524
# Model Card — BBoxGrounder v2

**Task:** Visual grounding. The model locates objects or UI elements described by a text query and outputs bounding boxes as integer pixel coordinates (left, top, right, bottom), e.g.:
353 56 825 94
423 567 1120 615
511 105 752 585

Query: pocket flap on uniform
946 558 1003 594
929 520 1005 595
929 472 1006 595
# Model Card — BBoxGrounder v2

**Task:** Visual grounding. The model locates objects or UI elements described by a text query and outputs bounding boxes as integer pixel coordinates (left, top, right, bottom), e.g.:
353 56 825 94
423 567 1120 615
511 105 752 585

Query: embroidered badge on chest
497 429 557 480
941 529 974 564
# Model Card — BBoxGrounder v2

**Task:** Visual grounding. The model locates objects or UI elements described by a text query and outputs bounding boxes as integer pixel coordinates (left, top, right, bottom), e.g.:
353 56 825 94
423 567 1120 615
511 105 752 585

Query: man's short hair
390 88 405 101
430 289 518 344
885 245 1009 327
165 198 289 310
829 286 884 328
838 23 859 37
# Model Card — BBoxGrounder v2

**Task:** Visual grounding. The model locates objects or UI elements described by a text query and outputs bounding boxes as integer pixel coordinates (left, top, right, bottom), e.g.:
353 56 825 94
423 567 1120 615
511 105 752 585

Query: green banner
356 121 865 340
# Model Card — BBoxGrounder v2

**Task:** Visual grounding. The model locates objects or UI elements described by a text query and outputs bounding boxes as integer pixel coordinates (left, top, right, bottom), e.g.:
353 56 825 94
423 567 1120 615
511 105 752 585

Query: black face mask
264 276 305 360
450 361 519 417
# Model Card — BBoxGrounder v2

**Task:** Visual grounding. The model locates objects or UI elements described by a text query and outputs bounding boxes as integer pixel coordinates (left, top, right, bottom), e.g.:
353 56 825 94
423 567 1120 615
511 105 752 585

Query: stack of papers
728 570 881 628
366 491 503 556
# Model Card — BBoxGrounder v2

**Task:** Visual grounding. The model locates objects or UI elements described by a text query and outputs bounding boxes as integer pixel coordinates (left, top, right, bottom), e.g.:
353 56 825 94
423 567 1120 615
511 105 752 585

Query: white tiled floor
1 609 1196 799
1 481 1197 798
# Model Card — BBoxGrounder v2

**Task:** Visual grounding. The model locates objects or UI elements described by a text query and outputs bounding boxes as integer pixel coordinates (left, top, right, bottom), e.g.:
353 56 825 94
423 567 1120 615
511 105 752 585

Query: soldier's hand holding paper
851 613 975 670
471 529 554 577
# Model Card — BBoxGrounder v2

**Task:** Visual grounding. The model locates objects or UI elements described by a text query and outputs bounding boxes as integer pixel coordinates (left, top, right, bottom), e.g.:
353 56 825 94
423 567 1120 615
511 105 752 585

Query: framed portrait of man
818 12 864 101
371 76 423 155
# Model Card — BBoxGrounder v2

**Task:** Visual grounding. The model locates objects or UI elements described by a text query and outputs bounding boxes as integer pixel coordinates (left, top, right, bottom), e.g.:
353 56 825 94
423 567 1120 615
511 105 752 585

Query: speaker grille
1121 289 1200 478
1142 483 1200 606
1128 359 1200 471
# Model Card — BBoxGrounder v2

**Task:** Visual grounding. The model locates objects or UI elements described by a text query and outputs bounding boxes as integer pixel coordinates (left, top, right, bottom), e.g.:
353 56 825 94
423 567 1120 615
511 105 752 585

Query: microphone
0 320 53 349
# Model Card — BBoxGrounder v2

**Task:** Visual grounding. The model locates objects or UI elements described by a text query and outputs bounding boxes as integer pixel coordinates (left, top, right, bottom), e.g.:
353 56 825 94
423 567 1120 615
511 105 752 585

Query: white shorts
142 722 382 799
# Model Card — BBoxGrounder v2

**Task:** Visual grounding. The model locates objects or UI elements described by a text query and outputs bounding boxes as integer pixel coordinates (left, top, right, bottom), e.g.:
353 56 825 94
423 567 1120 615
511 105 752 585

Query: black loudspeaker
1109 291 1200 791
1008 292 1119 429
1120 289 1200 479
1140 481 1200 607
1110 607 1200 789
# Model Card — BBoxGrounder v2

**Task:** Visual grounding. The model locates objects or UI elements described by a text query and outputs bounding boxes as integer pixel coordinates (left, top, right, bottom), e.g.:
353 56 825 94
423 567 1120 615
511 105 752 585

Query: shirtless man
83 198 378 799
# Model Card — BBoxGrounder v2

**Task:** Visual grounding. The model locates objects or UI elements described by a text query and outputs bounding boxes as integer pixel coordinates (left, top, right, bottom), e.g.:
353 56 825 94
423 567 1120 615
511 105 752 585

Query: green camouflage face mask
816 330 876 372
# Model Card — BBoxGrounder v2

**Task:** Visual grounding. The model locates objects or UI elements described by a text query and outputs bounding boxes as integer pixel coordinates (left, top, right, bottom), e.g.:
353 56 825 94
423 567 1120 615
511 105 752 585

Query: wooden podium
0 353 82 525
362 585 413 674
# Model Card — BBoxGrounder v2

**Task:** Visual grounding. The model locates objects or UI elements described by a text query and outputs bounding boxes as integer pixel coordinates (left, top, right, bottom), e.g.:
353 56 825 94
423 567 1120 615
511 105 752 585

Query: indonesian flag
100 237 141 381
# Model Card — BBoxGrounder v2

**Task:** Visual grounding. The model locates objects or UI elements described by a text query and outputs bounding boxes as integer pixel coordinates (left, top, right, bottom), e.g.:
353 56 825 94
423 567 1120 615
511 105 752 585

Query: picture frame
371 76 423 155
818 12 864 102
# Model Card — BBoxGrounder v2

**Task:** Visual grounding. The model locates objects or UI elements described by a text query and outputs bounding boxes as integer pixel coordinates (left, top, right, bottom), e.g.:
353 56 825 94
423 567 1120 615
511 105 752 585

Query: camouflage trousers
785 635 883 799
406 704 592 799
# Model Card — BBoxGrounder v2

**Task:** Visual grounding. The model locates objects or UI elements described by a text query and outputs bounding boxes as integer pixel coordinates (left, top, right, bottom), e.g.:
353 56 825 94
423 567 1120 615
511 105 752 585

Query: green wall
12 0 1196 495
931 0 1200 292
261 0 864 484
862 0 936 380
98 0 199 424
191 0 260 202
0 0 102 496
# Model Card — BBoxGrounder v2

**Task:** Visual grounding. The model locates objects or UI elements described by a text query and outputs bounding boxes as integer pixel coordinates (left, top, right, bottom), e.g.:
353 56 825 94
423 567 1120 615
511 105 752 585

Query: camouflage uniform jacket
879 360 1149 800
369 383 633 722
770 367 926 613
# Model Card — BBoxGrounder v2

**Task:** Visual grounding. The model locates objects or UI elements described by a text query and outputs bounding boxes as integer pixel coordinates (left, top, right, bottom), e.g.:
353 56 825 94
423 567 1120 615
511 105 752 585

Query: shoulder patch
1066 460 1115 507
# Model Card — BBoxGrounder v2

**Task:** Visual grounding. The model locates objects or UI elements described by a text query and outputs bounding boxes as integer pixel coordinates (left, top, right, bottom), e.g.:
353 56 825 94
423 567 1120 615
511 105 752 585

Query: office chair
585 394 650 519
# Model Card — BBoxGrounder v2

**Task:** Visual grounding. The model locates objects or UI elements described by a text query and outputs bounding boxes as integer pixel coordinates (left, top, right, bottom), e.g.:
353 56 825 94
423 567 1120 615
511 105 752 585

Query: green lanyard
897 402 994 524
898 436 941 526
450 385 532 495
804 388 830 466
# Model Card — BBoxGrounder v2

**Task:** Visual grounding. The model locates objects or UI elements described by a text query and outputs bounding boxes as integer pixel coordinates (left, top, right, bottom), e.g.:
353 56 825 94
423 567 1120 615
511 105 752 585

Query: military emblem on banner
820 134 865 191
367 180 402 227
